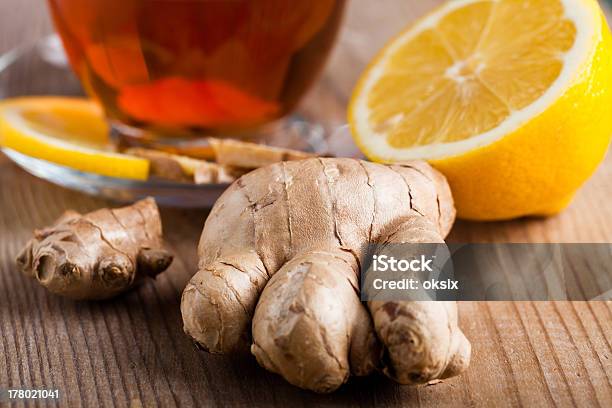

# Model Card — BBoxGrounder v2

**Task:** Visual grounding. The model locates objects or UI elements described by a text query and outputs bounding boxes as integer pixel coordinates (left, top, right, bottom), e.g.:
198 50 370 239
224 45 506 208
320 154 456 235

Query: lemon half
349 0 612 220
0 97 149 180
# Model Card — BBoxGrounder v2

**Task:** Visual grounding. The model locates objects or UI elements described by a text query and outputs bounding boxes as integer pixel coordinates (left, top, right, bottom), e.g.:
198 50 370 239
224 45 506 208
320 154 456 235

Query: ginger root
208 138 315 169
17 198 173 300
124 140 313 184
181 158 470 393
125 148 244 184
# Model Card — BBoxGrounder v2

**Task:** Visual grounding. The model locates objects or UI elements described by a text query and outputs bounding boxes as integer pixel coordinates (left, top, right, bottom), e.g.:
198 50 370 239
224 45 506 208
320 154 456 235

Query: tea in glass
47 0 346 138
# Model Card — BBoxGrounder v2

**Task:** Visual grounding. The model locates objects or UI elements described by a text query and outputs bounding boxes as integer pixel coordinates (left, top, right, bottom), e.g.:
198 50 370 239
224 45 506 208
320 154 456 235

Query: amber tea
48 0 346 137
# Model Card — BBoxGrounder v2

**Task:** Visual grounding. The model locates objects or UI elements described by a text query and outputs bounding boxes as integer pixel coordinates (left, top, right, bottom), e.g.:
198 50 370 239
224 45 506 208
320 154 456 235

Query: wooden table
1 1 611 407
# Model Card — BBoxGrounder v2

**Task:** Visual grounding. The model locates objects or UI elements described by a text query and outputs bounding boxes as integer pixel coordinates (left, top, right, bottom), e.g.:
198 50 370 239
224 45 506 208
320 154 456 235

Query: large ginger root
17 198 173 300
181 158 470 393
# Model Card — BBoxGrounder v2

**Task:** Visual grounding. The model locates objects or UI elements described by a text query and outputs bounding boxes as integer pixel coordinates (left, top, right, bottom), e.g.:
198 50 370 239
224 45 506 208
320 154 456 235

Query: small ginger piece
17 198 173 300
181 158 470 393
208 137 315 169
193 161 242 184
126 148 242 184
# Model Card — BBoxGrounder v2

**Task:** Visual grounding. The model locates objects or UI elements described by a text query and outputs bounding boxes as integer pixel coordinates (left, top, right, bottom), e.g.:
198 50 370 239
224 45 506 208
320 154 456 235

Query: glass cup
47 0 346 148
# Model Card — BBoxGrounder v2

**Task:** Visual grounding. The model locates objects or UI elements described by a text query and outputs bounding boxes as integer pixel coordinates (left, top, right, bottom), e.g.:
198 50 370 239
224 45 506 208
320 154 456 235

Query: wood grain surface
1 1 611 407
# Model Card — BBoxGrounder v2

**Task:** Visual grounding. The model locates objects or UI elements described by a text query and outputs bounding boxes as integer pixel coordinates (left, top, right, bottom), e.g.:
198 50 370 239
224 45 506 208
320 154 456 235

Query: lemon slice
0 97 149 180
349 0 612 220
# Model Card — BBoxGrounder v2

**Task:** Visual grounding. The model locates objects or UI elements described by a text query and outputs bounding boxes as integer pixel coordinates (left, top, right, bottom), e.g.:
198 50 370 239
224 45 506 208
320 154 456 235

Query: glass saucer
0 35 361 207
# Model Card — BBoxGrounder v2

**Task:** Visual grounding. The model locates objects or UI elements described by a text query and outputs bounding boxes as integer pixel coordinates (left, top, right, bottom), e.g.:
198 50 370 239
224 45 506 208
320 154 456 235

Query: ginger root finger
369 300 470 384
181 251 268 354
251 250 380 393
17 197 173 300
181 169 292 353
369 215 470 384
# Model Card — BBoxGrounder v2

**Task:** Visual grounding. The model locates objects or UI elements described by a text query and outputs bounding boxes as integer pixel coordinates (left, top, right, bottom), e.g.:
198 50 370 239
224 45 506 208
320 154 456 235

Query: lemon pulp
349 0 612 220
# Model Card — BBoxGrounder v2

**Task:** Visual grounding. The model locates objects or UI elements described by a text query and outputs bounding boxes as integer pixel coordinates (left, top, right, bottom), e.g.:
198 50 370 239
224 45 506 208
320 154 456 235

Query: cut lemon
0 97 149 180
349 0 612 220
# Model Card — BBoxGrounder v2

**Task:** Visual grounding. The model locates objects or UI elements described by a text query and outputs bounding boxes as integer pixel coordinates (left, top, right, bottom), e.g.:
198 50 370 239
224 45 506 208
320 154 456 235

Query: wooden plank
1 128 610 408
1 1 611 407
